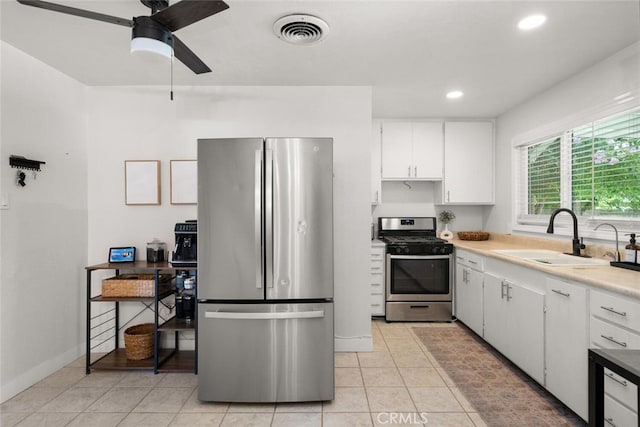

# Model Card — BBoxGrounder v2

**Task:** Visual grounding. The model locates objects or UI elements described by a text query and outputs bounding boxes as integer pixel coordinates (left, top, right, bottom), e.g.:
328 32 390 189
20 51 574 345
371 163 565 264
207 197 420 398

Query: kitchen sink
492 249 608 266
492 249 559 258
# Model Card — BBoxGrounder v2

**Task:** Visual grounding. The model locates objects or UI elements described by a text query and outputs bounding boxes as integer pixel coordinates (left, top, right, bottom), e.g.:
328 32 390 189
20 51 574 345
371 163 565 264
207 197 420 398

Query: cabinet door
454 262 467 320
443 121 493 203
381 122 413 179
464 268 484 335
412 122 443 179
506 281 545 384
482 272 508 354
545 278 588 419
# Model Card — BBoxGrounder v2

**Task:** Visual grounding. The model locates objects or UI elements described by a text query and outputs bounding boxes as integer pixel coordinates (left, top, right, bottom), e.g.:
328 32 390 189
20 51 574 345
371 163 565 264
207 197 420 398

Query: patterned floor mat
412 323 586 426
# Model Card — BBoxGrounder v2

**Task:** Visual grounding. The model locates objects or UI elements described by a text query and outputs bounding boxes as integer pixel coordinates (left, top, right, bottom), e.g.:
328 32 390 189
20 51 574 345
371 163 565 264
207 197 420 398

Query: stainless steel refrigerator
197 137 334 403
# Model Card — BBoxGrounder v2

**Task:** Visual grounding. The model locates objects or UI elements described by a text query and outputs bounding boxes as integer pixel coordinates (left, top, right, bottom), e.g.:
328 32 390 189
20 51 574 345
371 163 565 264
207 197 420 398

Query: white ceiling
1 0 639 118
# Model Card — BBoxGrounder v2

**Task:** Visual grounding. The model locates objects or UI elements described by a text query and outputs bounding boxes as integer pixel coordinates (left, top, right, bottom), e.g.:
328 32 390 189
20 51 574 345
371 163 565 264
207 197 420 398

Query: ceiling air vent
273 14 329 45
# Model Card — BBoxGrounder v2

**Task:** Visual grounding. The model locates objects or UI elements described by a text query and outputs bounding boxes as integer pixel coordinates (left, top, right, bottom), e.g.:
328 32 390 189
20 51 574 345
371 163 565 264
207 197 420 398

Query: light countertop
452 233 640 299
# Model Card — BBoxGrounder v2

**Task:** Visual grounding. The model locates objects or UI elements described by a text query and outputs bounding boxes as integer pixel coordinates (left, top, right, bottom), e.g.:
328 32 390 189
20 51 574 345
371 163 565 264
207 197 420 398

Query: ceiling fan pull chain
170 46 174 101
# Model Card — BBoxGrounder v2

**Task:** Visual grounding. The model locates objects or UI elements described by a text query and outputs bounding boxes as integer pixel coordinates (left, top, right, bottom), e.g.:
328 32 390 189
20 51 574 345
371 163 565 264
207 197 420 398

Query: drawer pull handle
468 260 478 265
601 306 627 317
605 417 617 427
601 335 628 347
604 372 628 387
371 267 382 270
551 289 570 297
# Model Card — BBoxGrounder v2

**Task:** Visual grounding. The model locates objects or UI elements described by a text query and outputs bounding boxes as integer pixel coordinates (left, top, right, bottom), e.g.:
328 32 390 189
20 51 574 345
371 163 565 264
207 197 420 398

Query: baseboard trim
335 335 373 352
0 344 83 404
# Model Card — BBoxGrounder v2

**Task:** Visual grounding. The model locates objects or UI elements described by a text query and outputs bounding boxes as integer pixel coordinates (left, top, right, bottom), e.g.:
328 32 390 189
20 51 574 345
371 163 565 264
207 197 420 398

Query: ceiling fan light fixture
130 16 173 59
131 37 172 58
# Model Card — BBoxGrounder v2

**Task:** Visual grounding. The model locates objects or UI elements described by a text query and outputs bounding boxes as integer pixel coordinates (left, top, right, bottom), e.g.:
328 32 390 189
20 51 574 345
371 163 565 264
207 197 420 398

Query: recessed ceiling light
518 14 547 30
446 90 464 99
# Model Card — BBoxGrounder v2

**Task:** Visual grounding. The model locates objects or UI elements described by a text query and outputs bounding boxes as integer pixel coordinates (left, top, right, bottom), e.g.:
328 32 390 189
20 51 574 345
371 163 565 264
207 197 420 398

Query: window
518 106 640 225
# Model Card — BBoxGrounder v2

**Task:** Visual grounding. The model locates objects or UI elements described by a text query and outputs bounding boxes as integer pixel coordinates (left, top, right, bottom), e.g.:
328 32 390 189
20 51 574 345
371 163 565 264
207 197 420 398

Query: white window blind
517 106 640 224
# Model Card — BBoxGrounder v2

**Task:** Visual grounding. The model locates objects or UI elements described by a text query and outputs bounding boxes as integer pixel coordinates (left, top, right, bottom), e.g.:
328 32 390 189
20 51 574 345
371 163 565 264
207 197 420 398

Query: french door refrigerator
197 137 334 403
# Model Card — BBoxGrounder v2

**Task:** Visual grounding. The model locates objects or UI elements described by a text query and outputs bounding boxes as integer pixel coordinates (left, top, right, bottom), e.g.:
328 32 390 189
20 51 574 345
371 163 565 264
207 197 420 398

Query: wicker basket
124 323 154 360
102 274 171 298
457 231 491 241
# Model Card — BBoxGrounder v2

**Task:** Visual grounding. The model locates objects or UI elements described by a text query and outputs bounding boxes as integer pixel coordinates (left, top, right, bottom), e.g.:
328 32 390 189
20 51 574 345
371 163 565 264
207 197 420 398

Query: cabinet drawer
370 249 385 259
591 290 640 332
605 394 638 426
371 294 385 316
370 281 384 293
591 317 640 350
371 293 385 305
604 367 638 412
370 260 384 273
371 303 385 316
455 250 484 270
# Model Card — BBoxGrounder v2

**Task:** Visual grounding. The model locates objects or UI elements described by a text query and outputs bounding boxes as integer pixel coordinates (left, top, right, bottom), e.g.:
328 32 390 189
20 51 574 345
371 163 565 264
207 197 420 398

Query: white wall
487 42 640 234
86 85 373 351
371 182 484 235
0 41 88 402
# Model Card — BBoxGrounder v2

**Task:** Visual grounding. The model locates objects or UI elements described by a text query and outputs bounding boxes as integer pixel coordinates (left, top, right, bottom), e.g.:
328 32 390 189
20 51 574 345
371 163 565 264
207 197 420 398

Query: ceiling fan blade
16 0 133 27
172 34 211 74
151 0 229 32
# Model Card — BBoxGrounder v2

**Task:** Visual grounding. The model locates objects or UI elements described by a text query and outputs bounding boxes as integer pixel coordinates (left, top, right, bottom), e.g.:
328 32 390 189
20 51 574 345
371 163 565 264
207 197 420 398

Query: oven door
386 254 452 302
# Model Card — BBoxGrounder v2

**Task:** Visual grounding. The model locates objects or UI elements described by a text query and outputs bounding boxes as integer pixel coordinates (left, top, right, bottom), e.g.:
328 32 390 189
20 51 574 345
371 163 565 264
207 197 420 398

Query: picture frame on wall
124 160 161 205
170 160 197 205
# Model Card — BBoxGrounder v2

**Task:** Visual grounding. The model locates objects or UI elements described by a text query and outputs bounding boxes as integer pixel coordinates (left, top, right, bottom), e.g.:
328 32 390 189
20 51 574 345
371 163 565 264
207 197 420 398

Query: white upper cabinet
381 121 443 180
437 121 494 204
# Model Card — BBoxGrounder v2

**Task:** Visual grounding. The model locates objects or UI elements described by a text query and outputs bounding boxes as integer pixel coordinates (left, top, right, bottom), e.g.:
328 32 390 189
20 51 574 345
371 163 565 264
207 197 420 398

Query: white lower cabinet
370 242 386 316
454 249 484 335
545 277 588 420
483 269 545 384
452 249 640 424
605 394 638 427
590 289 640 423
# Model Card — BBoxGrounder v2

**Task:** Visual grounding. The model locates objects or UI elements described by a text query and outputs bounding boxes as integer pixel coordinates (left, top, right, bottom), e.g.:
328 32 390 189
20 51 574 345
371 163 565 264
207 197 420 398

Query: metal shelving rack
85 261 197 375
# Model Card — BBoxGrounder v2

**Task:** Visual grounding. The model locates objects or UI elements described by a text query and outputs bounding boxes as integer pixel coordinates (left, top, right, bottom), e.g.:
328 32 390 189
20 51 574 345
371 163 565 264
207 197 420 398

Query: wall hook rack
9 155 46 171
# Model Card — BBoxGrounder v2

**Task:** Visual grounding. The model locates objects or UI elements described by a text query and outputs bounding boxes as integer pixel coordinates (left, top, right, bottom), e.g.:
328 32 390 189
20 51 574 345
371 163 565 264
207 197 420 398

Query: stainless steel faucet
594 223 620 262
546 208 586 257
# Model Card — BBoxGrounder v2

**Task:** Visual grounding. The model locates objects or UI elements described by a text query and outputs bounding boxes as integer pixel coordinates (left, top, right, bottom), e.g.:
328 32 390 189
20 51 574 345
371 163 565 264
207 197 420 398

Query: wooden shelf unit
85 261 198 375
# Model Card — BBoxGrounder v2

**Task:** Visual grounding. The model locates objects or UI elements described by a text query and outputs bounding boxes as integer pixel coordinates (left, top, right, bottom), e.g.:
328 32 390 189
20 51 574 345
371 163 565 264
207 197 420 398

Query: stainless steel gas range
378 217 454 322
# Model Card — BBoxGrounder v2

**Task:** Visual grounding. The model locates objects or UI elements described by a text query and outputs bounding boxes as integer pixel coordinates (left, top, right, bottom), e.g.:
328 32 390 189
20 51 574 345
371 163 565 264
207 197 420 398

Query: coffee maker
171 220 197 267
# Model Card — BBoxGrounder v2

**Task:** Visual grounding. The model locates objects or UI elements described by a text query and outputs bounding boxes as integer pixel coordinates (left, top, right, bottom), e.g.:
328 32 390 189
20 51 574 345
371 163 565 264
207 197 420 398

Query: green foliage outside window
527 137 561 215
525 107 640 220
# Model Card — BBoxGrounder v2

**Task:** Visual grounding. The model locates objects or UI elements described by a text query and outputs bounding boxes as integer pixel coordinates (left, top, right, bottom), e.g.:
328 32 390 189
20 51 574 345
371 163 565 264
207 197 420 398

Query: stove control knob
404 247 410 254
395 247 402 254
432 247 439 254
441 247 448 254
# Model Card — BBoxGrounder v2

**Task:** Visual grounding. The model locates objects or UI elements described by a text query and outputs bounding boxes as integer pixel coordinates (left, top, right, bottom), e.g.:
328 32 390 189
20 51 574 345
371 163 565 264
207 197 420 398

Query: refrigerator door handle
255 149 263 289
265 148 274 289
204 310 325 320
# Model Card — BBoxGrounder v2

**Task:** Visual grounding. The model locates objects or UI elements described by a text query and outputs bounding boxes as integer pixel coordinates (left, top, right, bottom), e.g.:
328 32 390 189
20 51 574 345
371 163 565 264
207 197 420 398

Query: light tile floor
1 320 484 426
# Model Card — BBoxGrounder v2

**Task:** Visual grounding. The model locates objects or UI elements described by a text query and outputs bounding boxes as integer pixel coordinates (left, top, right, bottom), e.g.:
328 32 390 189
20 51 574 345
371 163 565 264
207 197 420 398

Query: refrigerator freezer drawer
198 302 334 403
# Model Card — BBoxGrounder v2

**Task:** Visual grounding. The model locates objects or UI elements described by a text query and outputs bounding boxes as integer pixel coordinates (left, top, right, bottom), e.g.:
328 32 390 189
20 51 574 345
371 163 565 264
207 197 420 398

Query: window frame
511 95 640 238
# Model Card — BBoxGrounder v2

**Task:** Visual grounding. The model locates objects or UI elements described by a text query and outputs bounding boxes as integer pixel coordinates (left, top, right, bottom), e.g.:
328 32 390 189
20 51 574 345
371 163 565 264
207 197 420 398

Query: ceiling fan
16 0 229 74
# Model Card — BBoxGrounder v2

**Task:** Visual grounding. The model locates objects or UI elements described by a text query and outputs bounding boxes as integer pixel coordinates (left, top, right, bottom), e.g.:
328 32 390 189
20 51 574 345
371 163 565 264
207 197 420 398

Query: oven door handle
388 254 451 260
